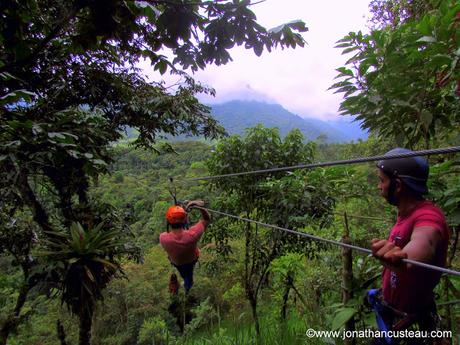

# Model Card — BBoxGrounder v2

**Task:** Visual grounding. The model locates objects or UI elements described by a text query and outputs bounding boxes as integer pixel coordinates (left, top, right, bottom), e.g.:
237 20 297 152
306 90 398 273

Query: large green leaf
331 307 358 331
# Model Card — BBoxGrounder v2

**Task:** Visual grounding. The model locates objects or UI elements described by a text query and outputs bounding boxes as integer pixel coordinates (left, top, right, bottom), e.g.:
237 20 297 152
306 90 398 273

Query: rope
197 206 460 278
189 146 460 182
168 177 178 205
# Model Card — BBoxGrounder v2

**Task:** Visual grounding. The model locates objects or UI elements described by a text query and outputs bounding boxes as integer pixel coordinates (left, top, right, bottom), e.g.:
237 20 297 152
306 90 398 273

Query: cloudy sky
142 1 372 121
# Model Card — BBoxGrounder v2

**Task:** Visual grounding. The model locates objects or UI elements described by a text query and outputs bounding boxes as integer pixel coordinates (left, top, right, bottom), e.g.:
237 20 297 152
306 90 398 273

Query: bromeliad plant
41 221 131 344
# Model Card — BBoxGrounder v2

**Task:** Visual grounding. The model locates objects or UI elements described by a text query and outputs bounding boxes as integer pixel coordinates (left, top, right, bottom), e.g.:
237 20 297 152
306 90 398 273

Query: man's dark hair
170 223 184 229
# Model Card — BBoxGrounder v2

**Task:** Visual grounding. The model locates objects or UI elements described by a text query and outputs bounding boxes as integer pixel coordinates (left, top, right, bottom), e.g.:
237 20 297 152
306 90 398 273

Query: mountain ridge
209 100 367 143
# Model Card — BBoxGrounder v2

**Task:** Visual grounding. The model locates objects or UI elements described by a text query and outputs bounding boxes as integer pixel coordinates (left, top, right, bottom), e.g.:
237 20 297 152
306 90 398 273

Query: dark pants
172 261 197 293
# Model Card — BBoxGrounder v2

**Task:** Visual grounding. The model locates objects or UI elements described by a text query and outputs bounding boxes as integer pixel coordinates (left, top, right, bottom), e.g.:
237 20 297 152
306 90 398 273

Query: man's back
159 221 205 265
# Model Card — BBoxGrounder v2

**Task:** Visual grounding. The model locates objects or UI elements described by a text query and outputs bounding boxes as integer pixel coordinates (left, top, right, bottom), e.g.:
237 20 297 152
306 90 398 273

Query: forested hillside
154 100 368 144
209 100 363 142
2 131 459 344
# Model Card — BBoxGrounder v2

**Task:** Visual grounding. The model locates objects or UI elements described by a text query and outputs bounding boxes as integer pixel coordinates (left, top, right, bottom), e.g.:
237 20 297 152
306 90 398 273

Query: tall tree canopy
0 1 307 344
332 0 460 148
207 126 337 335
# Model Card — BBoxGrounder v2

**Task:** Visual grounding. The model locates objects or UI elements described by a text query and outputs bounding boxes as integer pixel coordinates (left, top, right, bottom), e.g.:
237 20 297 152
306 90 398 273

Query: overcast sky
142 1 372 121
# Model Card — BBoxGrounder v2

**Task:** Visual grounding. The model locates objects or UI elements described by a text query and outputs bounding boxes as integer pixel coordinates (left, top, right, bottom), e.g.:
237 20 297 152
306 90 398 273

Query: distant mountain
120 100 367 143
303 116 368 142
210 100 367 143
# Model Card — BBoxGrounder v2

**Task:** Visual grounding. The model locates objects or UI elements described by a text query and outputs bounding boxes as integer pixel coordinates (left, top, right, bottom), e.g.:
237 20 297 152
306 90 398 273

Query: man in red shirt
370 148 449 344
160 200 211 294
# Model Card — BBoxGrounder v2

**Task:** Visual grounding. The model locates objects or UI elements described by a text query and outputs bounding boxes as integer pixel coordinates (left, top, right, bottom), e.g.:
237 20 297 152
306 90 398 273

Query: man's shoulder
413 200 445 219
188 221 206 236
190 220 205 230
159 231 171 243
412 200 448 235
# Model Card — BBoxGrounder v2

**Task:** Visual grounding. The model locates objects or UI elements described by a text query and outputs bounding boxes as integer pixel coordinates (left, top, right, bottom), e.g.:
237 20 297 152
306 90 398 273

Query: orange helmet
166 205 187 224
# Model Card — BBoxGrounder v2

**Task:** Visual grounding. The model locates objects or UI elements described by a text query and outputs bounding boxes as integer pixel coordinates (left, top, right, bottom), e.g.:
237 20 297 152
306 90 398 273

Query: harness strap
392 315 418 332
367 289 439 344
368 289 393 344
168 177 178 205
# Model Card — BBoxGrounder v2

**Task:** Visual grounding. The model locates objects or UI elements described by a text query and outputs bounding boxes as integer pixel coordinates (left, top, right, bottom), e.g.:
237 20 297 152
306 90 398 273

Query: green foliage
332 0 460 147
0 264 24 323
0 0 308 156
5 136 459 344
92 141 217 250
40 221 136 319
1 2 307 341
113 172 124 184
206 126 340 334
222 282 246 313
138 316 169 345
184 297 216 335
270 253 304 282
368 0 439 29
89 245 174 344
429 157 460 226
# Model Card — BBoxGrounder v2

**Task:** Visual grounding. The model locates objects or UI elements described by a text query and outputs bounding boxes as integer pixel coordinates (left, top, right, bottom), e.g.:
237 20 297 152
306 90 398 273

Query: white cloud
142 0 371 120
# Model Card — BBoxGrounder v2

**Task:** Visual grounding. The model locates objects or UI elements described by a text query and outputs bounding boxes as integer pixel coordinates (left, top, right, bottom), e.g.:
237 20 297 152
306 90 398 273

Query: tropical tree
0 205 39 344
206 126 337 335
0 1 308 344
331 0 460 148
332 0 460 334
368 0 439 29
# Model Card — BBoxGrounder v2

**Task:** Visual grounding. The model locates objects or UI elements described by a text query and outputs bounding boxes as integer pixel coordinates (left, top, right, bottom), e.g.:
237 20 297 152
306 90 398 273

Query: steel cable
189 146 460 182
196 206 460 277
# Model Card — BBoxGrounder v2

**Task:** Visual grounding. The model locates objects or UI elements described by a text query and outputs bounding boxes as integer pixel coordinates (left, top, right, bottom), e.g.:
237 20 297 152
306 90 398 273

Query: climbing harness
166 177 190 231
367 289 393 344
367 289 441 345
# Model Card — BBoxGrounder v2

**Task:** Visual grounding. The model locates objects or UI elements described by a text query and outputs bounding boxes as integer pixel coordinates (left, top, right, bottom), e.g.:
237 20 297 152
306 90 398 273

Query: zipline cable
333 212 393 223
195 206 460 278
189 146 460 182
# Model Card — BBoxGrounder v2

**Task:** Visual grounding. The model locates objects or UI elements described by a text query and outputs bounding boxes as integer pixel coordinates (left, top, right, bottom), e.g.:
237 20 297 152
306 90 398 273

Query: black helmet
377 148 429 195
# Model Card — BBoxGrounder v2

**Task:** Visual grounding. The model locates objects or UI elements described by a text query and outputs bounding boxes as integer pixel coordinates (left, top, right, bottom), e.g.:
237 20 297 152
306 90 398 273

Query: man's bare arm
186 200 211 226
401 226 441 266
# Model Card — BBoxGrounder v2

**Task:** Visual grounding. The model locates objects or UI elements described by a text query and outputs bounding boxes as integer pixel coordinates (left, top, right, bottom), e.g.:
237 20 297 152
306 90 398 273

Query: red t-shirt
159 221 206 266
382 200 449 313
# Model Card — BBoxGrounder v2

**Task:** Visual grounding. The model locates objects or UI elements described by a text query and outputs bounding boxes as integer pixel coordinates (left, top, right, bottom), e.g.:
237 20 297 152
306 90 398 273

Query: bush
138 316 169 345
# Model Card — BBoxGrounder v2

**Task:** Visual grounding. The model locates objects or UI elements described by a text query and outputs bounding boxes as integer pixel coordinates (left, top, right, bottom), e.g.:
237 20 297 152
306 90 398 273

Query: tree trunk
244 219 250 291
244 218 259 334
0 281 30 345
79 308 94 345
57 319 68 345
248 293 260 337
17 169 54 233
342 212 355 345
281 275 293 321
